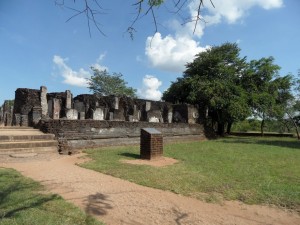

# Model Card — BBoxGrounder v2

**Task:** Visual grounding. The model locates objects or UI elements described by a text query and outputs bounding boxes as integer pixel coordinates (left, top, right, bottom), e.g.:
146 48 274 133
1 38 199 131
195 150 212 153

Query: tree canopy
242 57 293 135
87 68 137 98
163 43 295 136
163 43 250 135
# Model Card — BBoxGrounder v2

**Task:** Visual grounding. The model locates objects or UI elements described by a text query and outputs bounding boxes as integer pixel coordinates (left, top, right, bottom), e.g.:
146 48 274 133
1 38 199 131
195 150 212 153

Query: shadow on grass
118 152 141 159
0 174 58 219
84 192 113 216
221 136 300 150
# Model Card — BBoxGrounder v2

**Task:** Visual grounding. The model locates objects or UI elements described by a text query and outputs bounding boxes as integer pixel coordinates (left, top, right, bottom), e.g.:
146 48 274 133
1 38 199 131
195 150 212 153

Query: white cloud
203 0 283 24
53 55 90 87
139 75 162 101
53 54 108 87
145 0 283 72
145 33 208 73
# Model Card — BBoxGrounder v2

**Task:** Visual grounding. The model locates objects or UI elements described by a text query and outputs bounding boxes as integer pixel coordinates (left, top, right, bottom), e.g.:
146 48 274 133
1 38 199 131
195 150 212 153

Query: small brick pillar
140 128 163 160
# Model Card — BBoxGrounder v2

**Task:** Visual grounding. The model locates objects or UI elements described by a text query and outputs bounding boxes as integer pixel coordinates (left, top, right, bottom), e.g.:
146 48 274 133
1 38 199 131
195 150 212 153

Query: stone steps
0 127 58 155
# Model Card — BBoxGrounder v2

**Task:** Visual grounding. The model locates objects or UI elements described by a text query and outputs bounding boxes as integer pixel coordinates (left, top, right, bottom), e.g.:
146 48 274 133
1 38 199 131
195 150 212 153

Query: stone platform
0 127 58 155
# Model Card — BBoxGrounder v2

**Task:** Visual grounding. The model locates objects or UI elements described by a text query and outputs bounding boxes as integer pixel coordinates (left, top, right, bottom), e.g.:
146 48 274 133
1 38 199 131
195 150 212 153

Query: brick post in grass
140 128 163 160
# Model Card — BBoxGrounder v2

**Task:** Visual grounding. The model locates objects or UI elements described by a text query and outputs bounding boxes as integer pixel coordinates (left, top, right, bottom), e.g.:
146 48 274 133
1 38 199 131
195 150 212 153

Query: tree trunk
217 123 225 136
287 112 300 140
260 118 265 137
226 122 232 134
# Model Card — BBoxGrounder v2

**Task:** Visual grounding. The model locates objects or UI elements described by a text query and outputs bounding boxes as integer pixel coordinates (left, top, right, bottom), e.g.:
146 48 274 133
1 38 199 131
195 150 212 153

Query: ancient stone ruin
1 86 210 154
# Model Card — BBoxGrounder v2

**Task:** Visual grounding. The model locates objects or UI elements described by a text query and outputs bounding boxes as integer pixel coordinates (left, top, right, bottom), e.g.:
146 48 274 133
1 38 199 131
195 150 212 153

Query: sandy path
1 154 299 225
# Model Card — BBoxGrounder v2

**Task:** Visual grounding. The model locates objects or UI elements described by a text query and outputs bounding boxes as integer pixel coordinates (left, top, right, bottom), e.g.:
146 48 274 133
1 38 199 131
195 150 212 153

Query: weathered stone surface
48 99 53 118
31 106 42 125
40 86 48 116
13 88 40 117
20 114 29 126
66 109 78 120
74 101 85 113
53 98 61 120
92 108 104 120
79 112 85 120
65 90 72 109
38 119 210 154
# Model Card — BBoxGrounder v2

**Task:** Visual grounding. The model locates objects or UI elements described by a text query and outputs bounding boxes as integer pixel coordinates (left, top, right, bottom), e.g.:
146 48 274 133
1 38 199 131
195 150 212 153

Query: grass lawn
0 168 104 225
82 136 300 212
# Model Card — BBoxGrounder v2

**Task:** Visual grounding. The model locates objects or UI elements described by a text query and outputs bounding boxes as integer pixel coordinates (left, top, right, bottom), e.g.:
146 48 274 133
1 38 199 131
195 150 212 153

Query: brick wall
140 128 163 160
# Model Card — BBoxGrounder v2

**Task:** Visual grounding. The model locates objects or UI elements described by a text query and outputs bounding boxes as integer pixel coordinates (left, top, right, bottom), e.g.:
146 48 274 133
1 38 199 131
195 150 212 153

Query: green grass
81 136 300 212
0 168 104 225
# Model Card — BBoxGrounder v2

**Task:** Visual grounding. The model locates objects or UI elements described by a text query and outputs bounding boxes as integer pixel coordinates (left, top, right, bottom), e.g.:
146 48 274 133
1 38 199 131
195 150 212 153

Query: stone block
66 109 78 120
92 108 104 120
79 112 85 120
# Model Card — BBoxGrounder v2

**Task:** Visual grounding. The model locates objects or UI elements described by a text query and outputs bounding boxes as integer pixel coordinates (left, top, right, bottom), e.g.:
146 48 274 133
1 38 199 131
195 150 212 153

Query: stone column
40 86 48 117
65 90 72 109
53 98 61 119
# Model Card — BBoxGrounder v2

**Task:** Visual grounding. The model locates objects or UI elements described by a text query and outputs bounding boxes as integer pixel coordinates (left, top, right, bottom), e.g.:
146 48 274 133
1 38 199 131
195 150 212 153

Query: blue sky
1 0 299 104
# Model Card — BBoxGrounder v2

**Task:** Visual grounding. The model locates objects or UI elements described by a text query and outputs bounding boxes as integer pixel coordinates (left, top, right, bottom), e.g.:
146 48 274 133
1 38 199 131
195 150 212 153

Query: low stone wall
39 119 209 154
230 132 294 138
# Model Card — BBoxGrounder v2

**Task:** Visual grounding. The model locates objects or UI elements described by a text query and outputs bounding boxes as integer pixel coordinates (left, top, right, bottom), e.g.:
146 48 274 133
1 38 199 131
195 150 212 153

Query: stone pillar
53 98 61 119
65 90 72 109
168 111 173 123
132 105 140 122
145 101 151 111
109 112 114 120
113 97 119 110
140 128 163 160
40 86 48 117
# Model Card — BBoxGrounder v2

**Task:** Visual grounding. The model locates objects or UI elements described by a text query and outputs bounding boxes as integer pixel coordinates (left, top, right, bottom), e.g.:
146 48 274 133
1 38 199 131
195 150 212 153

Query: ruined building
1 86 211 154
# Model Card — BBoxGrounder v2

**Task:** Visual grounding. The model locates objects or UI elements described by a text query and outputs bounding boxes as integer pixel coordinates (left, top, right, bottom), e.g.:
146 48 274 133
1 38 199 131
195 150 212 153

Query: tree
55 0 214 37
87 68 137 97
284 72 300 139
242 57 293 136
163 43 250 135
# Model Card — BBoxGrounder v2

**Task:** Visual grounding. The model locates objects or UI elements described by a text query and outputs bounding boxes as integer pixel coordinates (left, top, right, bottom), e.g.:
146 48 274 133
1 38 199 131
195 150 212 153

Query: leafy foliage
87 68 137 98
242 57 293 135
163 43 250 135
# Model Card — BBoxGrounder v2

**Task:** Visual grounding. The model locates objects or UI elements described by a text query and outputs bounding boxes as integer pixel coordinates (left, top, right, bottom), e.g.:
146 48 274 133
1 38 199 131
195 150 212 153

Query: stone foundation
38 119 208 154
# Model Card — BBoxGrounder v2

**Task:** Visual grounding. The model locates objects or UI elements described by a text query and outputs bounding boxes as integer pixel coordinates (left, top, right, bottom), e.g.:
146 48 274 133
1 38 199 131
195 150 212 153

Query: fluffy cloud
145 33 208 73
145 0 283 73
53 54 108 87
139 75 162 101
203 0 283 24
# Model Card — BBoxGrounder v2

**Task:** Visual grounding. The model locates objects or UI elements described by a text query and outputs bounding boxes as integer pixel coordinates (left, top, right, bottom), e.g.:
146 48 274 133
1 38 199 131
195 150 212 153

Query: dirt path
1 153 299 225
